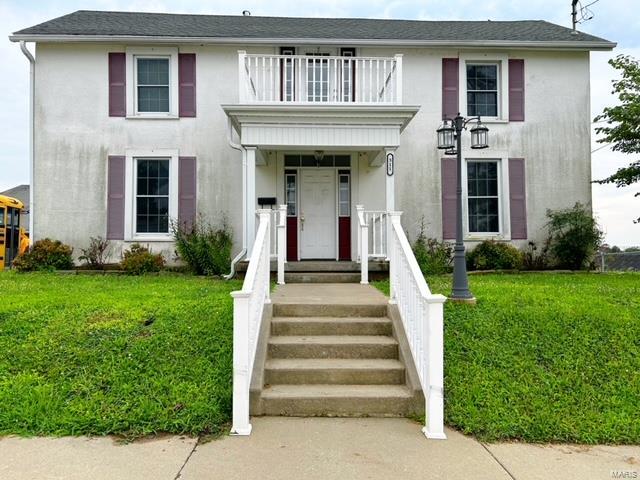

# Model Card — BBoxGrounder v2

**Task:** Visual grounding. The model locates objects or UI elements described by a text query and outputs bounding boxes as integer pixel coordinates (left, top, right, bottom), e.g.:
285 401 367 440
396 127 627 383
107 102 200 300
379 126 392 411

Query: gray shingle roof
11 10 615 48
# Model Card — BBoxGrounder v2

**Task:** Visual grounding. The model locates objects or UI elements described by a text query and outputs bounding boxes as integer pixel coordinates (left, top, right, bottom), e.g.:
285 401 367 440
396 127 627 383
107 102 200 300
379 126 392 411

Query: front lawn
375 273 640 444
0 272 241 438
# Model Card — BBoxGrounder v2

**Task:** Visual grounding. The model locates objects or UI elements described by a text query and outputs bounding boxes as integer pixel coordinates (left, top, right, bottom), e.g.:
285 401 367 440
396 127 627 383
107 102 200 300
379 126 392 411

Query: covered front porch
223 104 419 262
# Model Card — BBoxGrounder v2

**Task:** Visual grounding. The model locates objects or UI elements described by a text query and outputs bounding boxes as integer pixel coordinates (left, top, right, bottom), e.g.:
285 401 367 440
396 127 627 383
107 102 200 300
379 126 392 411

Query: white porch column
385 148 396 259
246 146 257 256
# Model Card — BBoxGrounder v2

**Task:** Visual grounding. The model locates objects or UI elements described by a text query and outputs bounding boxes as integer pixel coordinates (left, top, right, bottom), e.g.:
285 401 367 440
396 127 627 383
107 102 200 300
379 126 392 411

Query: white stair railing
387 211 448 440
230 209 271 435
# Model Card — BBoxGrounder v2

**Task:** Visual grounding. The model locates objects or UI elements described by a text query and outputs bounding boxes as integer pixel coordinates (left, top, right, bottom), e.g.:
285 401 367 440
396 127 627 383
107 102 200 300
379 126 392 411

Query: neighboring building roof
0 184 29 207
10 10 615 50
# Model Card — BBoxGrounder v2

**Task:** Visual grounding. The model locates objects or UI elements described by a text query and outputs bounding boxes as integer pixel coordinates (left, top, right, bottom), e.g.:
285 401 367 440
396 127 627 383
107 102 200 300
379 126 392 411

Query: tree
594 54 640 223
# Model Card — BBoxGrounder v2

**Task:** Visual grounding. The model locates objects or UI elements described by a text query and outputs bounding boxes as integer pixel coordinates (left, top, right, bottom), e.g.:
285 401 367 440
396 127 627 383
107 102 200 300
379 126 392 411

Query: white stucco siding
33 43 254 261
33 42 592 262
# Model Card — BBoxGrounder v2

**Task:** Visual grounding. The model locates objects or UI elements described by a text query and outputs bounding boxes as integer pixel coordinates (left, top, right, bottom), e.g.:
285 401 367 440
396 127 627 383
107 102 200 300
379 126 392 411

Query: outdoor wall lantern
314 150 325 166
435 113 490 303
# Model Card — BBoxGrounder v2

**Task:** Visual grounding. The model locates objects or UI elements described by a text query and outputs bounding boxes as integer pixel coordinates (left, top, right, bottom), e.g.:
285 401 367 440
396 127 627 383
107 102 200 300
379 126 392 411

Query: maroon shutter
509 158 527 239
107 156 125 239
179 53 197 117
509 59 525 122
441 157 457 240
442 58 459 120
108 53 126 117
178 156 197 230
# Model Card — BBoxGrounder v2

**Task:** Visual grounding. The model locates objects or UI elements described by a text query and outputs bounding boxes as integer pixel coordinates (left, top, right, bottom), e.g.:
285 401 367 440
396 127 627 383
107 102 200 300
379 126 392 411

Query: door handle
300 214 305 231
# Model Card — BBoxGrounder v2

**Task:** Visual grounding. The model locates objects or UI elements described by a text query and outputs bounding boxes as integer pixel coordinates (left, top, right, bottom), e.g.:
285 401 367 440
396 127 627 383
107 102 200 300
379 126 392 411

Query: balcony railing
238 51 403 105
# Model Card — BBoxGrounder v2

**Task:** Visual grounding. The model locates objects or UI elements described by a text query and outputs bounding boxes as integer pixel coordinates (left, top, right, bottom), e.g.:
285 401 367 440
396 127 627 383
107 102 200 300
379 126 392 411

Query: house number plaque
386 153 394 176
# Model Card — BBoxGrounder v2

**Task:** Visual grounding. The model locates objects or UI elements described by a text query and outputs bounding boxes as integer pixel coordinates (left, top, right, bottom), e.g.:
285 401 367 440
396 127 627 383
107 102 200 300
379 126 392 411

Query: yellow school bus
0 195 29 270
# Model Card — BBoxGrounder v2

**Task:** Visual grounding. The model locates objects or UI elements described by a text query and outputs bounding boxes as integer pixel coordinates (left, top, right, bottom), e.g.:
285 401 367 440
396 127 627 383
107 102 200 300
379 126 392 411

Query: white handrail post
388 211 402 304
361 222 369 284
257 209 272 303
394 54 403 104
230 290 252 435
356 205 364 262
238 51 247 103
277 204 287 285
422 294 447 440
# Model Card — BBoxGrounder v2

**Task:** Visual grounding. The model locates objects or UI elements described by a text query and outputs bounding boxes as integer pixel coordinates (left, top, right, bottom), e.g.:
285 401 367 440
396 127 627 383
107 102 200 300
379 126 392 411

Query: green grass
0 272 241 438
374 272 640 444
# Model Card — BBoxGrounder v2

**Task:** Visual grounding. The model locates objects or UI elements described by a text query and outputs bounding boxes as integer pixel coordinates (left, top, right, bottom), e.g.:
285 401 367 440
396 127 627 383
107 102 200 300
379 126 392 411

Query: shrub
521 239 551 271
467 240 523 271
12 238 74 272
546 203 603 270
78 236 111 268
120 244 165 275
172 215 233 276
412 220 453 274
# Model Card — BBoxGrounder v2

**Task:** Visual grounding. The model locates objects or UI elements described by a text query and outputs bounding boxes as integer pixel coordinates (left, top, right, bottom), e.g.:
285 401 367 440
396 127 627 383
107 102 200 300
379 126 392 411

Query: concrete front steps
252 284 423 418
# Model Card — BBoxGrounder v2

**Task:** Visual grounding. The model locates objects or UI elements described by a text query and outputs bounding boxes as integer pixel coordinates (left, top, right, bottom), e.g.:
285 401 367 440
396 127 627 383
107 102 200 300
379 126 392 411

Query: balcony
238 51 403 105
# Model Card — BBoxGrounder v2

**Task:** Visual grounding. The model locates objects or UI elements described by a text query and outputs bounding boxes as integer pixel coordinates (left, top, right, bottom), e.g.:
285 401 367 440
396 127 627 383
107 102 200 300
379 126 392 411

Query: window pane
284 155 301 167
138 86 169 113
335 155 351 167
286 175 297 216
0 208 5 228
137 58 169 86
467 92 498 117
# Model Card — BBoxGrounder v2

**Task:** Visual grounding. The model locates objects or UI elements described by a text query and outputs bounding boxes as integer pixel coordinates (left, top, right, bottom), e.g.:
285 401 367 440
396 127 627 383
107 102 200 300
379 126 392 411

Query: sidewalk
1 418 638 480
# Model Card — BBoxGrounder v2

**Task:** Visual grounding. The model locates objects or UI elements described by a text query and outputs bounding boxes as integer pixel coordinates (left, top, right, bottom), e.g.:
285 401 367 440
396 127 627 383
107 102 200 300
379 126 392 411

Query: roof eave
8 34 617 51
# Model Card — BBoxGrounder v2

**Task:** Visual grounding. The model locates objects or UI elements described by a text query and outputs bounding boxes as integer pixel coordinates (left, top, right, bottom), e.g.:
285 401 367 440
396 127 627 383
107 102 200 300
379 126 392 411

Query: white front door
300 169 336 259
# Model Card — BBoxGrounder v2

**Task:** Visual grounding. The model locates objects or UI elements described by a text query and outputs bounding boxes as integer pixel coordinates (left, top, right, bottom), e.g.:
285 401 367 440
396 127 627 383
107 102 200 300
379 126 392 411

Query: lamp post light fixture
437 113 489 303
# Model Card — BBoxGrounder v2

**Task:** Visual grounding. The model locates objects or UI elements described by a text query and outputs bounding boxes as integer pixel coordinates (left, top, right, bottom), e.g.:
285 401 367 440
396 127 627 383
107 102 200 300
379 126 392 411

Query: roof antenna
571 0 579 33
242 10 251 16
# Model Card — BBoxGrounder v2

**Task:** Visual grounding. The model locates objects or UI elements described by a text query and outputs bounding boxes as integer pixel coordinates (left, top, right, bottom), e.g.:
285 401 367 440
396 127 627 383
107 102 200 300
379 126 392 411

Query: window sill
128 236 174 242
126 114 179 120
476 118 508 124
465 233 511 242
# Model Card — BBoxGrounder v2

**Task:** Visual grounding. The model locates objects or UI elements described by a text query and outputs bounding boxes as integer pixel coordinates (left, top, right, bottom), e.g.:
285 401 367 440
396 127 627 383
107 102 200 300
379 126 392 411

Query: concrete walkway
1 418 638 480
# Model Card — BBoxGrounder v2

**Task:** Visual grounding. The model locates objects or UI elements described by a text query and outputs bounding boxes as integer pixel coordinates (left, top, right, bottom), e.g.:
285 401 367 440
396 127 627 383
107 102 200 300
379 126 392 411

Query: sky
0 0 638 246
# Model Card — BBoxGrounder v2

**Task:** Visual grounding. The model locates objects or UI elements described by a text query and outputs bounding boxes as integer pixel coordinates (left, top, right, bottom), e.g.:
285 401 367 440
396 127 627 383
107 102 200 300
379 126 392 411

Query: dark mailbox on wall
257 197 277 208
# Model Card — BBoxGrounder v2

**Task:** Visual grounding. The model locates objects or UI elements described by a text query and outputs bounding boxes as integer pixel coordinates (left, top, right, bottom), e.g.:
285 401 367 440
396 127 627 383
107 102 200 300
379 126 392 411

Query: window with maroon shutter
179 53 196 117
442 58 459 120
509 59 525 122
509 158 527 239
107 155 125 239
441 157 457 240
108 53 126 117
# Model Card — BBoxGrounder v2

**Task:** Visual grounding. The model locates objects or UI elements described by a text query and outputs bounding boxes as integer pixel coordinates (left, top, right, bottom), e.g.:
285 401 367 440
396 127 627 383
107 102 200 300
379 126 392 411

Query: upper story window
125 47 179 118
458 54 509 121
136 58 170 113
466 64 499 117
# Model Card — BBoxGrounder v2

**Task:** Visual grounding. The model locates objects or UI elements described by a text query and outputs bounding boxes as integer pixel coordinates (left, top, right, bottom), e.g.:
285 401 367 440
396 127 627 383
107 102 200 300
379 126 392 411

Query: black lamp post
437 113 488 302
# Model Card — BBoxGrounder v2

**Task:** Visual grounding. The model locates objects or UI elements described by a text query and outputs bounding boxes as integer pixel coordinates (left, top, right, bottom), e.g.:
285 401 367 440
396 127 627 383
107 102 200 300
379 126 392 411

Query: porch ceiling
222 104 420 151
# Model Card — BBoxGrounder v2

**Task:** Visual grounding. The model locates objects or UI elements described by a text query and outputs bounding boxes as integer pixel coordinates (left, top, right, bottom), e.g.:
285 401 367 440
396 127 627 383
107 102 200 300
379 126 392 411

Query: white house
10 11 615 264
10 11 617 438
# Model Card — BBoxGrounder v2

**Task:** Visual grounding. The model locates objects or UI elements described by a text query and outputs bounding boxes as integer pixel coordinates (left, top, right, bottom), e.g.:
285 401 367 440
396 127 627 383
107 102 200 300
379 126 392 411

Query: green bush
521 239 551 271
12 238 74 272
172 215 233 276
413 221 453 274
78 236 111 268
546 203 603 270
467 240 523 271
120 244 165 275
